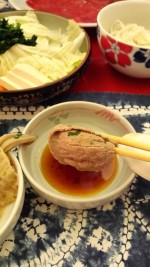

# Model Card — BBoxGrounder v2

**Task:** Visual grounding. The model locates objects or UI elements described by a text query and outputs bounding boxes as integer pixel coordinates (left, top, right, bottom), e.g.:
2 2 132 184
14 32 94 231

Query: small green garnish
68 130 81 136
0 18 37 54
14 132 22 139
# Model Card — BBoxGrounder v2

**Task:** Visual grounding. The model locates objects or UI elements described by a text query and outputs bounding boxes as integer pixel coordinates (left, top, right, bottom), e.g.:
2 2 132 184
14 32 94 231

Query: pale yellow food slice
0 147 18 210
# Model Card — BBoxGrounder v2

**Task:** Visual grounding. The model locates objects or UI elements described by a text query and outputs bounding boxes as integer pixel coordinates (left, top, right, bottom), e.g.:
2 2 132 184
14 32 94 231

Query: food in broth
48 124 116 172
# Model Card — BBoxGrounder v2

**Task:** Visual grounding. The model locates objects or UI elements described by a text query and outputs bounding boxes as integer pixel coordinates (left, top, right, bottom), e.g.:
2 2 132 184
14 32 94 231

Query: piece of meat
48 124 116 172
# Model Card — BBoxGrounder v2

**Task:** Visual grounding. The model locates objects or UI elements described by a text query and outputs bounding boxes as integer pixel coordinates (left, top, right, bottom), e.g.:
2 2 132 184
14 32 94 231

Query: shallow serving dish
19 101 136 209
0 152 25 246
0 10 91 106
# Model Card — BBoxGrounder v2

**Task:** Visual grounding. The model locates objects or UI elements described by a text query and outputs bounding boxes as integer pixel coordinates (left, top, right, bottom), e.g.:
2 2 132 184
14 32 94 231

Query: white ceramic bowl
19 101 136 209
0 152 25 246
97 0 150 78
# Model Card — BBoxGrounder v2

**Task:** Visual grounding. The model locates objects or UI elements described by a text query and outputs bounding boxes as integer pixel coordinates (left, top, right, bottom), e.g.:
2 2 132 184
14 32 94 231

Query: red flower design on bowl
100 35 133 67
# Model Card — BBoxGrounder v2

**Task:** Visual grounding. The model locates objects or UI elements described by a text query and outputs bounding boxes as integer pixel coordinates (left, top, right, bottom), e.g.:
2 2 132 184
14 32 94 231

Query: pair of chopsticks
99 132 150 162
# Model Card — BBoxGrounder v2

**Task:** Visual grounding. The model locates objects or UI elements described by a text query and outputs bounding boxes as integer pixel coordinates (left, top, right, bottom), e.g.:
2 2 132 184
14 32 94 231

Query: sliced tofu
0 63 50 90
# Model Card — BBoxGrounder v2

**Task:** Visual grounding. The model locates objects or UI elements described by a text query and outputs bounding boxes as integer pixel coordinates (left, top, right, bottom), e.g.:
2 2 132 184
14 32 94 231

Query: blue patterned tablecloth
0 1 150 266
0 91 150 267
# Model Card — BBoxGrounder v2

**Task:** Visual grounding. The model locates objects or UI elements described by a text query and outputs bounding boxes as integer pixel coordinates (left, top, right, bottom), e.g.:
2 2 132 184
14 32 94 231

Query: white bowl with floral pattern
97 0 150 78
19 101 136 209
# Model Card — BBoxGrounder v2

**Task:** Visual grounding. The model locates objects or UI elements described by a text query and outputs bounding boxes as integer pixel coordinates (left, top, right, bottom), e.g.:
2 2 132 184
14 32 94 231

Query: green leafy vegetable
68 130 81 136
0 18 37 54
0 11 86 80
14 132 22 139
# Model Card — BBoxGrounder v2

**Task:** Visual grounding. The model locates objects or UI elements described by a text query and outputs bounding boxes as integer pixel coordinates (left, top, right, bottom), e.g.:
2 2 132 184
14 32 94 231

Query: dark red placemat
71 28 150 95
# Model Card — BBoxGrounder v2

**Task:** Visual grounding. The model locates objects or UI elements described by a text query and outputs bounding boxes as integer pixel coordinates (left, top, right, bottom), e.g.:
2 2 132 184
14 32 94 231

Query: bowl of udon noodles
0 149 25 246
97 0 150 78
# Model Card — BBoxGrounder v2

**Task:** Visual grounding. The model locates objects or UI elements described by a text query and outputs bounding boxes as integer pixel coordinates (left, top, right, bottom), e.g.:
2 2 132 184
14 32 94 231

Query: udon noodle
0 147 18 217
110 19 150 47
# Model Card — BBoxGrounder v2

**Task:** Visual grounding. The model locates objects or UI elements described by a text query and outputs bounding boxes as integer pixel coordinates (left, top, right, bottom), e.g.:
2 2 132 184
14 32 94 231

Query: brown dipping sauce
40 144 118 196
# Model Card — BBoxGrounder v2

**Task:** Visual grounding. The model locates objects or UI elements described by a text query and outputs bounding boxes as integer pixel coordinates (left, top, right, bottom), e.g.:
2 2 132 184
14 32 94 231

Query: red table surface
71 28 150 95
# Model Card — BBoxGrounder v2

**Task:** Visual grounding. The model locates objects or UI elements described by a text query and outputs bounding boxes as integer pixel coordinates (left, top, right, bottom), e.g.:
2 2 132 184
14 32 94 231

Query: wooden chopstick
115 147 150 162
98 132 150 162
99 132 150 152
